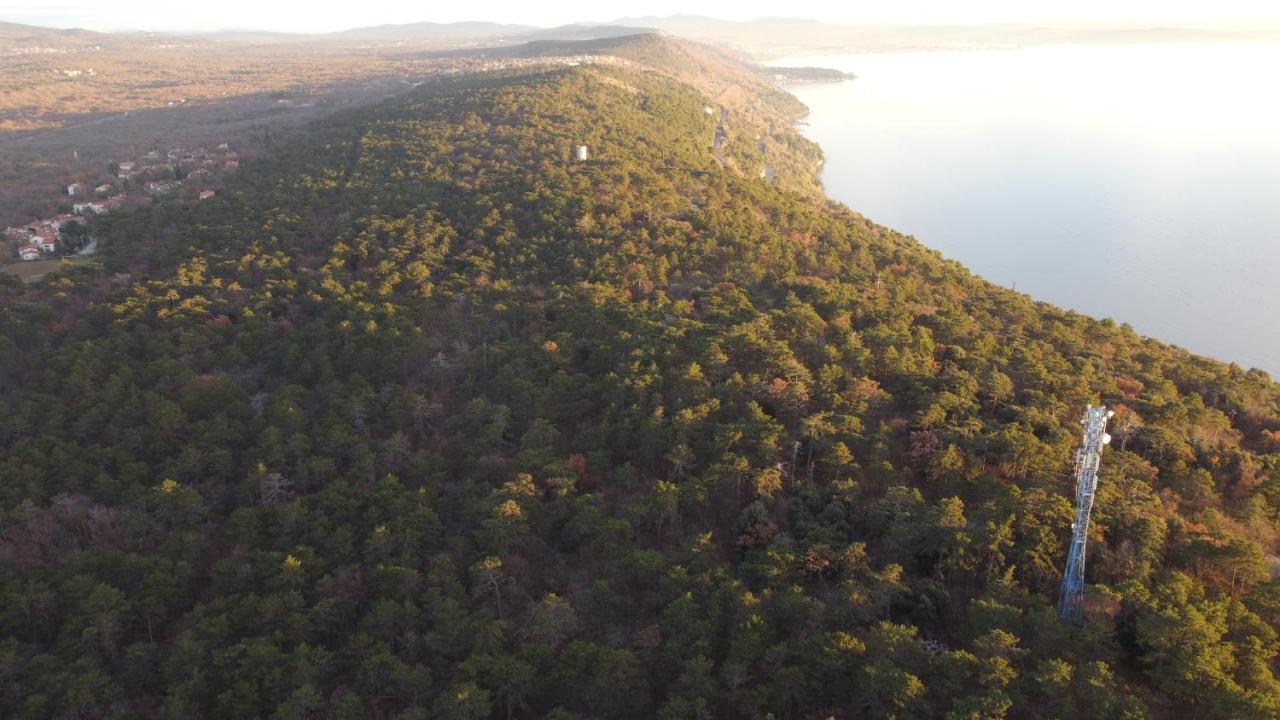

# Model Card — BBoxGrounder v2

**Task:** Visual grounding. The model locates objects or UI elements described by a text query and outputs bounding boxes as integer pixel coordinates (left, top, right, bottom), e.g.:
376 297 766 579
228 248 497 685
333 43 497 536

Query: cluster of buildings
5 218 66 261
7 45 102 56
6 143 239 262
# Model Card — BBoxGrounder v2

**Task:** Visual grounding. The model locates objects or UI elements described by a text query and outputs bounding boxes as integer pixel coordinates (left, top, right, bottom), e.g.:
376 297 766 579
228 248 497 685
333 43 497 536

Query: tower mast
1057 405 1113 624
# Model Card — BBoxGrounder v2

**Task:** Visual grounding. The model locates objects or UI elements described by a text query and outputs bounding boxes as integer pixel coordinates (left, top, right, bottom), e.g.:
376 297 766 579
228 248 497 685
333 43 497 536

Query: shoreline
773 47 1280 376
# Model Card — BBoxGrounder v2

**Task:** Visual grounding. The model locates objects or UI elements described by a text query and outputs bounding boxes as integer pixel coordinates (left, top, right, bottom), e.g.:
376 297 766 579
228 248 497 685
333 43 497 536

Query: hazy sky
2 0 1278 33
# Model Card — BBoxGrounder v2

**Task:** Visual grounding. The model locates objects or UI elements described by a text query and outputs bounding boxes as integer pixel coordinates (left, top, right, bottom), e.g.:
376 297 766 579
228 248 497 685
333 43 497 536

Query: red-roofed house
32 235 56 253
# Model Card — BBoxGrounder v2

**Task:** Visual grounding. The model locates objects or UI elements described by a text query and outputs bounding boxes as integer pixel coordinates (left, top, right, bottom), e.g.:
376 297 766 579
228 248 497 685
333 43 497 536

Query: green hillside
2 36 1279 719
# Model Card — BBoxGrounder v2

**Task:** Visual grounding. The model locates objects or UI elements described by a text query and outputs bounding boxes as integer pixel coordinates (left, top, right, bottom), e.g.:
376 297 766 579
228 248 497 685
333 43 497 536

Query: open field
0 255 88 282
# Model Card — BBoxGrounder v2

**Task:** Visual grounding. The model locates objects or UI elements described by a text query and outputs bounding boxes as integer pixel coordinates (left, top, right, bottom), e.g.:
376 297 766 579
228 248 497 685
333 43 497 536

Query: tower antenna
1058 405 1113 624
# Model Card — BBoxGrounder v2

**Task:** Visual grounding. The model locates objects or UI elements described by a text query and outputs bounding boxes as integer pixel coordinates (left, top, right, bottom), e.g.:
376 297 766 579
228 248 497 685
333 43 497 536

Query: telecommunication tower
1057 405 1113 624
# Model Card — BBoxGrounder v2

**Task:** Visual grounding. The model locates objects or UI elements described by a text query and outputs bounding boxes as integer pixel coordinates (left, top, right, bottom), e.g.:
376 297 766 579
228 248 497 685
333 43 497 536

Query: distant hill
331 22 657 45
0 20 101 42
611 14 824 33
516 24 657 42
332 20 536 40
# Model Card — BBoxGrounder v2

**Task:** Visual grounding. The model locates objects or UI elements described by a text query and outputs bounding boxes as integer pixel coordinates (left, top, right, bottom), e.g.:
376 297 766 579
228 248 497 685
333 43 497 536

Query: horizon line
6 14 1280 38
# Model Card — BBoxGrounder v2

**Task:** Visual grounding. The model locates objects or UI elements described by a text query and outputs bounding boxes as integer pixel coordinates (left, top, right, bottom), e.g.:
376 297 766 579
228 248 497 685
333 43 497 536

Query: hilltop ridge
427 33 824 193
0 20 102 41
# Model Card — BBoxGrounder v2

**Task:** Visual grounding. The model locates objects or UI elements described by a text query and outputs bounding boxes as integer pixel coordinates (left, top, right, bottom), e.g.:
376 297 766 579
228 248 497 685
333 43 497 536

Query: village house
117 161 136 175
67 183 88 196
73 202 106 215
29 231 56 253
144 180 176 195
95 183 114 194
18 245 41 261
198 189 216 200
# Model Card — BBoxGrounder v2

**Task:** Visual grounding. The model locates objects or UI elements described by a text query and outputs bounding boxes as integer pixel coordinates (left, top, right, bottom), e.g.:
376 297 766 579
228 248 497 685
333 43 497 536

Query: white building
575 145 589 162
18 245 41 261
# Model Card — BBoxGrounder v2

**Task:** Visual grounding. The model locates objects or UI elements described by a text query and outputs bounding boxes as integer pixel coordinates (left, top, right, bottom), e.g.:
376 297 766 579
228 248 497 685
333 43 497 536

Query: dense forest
2 34 1279 720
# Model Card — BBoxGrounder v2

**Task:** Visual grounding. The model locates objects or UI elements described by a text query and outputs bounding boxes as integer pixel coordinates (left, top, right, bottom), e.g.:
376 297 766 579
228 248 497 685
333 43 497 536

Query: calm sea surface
775 44 1280 376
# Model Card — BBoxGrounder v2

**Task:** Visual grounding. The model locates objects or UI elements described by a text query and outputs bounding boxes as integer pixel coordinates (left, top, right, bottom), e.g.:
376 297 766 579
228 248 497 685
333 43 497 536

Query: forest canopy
2 34 1279 720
